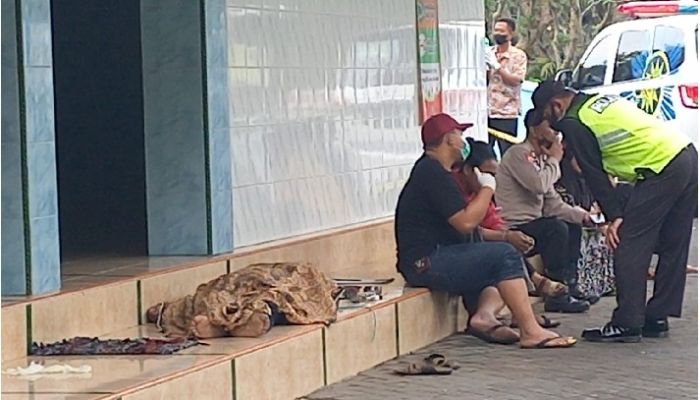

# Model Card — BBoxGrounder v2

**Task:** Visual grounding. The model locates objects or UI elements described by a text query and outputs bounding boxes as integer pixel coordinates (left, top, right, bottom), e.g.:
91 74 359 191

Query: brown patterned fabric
151 263 339 338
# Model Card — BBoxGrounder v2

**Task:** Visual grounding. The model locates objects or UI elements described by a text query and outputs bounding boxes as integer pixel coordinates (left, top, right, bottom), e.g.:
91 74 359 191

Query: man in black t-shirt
394 113 576 350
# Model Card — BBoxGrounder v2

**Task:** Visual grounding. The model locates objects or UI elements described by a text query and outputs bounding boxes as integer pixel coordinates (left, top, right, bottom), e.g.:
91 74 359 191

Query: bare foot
469 313 520 342
519 327 576 349
532 274 568 297
190 315 227 339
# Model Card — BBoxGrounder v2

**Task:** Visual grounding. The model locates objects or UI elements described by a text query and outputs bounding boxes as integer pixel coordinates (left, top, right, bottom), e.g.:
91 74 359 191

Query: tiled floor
1 255 212 306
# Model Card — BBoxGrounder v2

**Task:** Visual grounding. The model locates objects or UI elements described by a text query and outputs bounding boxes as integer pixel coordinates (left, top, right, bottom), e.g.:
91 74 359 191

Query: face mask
460 137 471 160
547 104 563 129
493 34 509 45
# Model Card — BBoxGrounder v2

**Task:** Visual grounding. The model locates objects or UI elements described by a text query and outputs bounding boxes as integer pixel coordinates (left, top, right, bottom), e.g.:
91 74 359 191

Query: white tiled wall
439 0 488 142
227 0 422 246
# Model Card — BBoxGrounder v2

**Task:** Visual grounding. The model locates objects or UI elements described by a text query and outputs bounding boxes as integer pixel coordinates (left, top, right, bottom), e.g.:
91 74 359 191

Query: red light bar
618 1 698 17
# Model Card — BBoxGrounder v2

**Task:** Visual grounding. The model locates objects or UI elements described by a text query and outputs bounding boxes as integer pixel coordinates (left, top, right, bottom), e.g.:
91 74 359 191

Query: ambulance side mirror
554 69 573 87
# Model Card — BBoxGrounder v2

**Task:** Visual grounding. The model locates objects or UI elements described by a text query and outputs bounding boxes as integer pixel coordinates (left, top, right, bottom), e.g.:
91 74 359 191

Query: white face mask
460 136 471 160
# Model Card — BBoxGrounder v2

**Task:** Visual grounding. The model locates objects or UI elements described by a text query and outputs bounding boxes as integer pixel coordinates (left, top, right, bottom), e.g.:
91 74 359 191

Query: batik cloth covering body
155 262 339 337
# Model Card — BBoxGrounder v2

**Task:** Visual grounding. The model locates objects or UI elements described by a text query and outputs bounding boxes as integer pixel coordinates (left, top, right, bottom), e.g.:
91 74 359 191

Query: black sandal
394 361 453 375
465 323 519 345
510 314 561 329
424 353 460 370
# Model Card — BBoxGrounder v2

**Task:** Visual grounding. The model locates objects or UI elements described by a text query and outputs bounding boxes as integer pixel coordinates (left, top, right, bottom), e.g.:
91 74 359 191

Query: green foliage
487 0 623 81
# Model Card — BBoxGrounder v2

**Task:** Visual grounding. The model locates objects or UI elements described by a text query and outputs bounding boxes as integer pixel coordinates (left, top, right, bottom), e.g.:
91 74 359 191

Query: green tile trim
15 0 32 295
321 327 328 386
199 0 213 255
394 303 400 356
137 280 143 325
231 358 236 400
26 304 32 355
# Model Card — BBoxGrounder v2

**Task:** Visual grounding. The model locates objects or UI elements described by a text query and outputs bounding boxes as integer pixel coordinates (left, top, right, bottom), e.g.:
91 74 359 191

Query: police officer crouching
531 79 698 343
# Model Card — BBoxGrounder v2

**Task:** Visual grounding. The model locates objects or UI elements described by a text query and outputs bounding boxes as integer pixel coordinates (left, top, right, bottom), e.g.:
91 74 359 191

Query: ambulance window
574 35 613 89
613 30 652 83
652 26 686 72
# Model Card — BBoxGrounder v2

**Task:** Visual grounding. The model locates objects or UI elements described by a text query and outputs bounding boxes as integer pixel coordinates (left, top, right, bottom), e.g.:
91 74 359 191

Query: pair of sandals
466 315 575 349
394 353 460 375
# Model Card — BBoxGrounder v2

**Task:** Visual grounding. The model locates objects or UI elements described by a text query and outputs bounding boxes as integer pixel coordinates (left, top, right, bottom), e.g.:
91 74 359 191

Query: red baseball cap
421 113 473 146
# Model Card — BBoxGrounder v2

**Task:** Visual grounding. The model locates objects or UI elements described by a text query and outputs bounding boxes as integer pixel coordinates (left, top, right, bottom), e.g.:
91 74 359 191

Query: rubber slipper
510 315 561 329
465 323 519 345
520 335 577 349
424 353 460 370
394 361 453 375
536 278 568 297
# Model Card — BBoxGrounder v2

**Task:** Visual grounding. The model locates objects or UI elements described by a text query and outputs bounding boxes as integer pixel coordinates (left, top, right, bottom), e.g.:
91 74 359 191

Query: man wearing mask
394 113 577 349
531 79 698 343
486 17 527 155
496 109 593 314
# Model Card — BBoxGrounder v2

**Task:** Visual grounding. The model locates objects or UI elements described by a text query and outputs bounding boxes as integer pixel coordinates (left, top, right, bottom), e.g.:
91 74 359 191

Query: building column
140 0 233 255
1 0 61 295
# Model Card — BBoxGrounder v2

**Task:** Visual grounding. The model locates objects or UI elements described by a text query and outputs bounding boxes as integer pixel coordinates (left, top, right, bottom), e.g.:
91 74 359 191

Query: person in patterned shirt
486 17 527 156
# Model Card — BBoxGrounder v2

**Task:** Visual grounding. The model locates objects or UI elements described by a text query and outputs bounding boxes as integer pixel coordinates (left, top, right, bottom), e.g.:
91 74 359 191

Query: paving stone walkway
306 225 698 400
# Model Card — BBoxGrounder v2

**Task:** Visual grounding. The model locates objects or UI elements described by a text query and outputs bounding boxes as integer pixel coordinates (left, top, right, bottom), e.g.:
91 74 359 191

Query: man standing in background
486 17 527 156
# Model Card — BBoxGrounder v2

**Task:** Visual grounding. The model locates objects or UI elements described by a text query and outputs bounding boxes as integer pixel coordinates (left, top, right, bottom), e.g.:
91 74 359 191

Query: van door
608 25 687 122
570 34 617 92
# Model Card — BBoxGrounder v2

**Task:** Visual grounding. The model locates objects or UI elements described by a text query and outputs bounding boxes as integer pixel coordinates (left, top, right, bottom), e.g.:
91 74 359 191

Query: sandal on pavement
394 361 453 375
536 277 568 298
510 314 561 329
520 335 577 349
424 353 460 370
465 323 519 345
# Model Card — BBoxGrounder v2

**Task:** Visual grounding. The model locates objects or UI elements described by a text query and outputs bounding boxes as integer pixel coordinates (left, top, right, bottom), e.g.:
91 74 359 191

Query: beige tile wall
229 221 397 280
122 361 232 400
397 291 460 354
31 280 138 344
235 328 324 400
139 260 228 320
324 305 398 385
1 304 27 362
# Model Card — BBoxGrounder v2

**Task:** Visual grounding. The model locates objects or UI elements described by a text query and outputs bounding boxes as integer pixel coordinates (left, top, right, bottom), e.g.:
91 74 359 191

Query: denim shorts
399 241 526 310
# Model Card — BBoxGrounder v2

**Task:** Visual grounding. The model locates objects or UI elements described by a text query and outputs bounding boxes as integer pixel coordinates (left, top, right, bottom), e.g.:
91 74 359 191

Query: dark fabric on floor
31 336 203 356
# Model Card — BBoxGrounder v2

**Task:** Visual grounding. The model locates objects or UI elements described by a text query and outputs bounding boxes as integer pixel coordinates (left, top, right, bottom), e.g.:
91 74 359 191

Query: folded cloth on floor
31 336 202 356
4 361 91 376
151 262 339 338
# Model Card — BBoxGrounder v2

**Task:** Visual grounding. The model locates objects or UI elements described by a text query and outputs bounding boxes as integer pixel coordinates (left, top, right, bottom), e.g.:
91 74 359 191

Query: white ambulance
556 1 698 144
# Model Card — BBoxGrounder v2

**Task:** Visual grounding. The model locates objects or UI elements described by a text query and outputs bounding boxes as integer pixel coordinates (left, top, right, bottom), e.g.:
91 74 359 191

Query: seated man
495 109 592 313
395 113 576 349
452 138 568 299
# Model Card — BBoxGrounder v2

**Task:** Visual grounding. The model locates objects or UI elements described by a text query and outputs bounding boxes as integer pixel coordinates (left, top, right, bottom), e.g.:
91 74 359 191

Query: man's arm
422 164 491 234
497 50 526 86
543 186 588 224
502 146 561 195
557 118 623 220
447 188 494 234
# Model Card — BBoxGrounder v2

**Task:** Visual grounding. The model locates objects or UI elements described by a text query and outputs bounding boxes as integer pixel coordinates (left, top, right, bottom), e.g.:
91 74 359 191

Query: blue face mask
460 136 471 160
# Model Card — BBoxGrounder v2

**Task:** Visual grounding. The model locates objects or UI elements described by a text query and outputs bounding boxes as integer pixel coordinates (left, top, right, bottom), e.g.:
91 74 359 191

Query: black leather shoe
643 318 669 338
570 287 601 305
544 294 590 313
582 322 642 343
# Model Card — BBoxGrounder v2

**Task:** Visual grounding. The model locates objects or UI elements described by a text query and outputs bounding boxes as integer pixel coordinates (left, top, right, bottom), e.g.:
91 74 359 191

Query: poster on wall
416 0 442 122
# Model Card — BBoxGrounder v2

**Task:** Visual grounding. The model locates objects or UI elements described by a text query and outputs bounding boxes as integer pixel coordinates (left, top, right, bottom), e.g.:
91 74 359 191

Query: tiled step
2 288 464 400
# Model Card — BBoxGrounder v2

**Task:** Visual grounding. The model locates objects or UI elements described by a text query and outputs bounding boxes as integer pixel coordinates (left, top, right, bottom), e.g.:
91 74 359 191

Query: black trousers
488 118 518 156
514 217 581 285
611 145 698 328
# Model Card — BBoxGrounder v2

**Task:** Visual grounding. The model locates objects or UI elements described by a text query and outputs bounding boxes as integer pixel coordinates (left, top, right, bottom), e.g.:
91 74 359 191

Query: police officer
531 79 697 343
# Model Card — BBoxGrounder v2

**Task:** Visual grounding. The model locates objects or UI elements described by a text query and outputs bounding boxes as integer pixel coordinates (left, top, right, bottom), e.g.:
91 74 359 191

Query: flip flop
521 335 577 349
465 323 519 345
424 353 460 370
536 278 568 297
510 314 561 329
394 361 453 375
